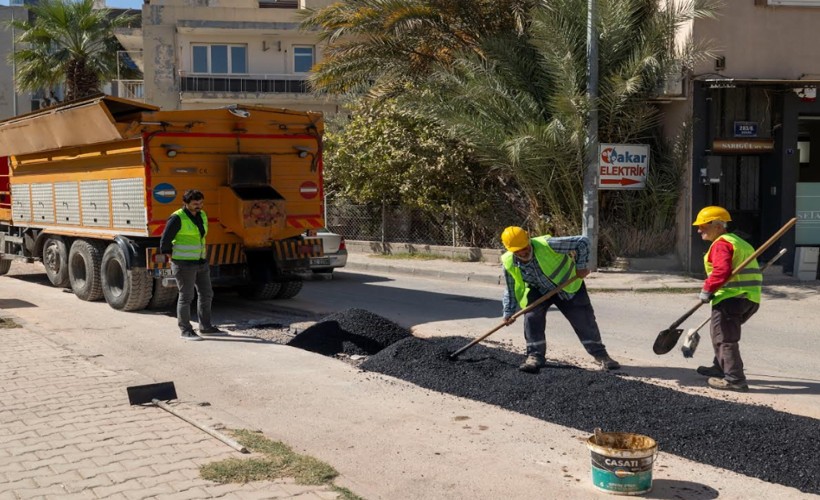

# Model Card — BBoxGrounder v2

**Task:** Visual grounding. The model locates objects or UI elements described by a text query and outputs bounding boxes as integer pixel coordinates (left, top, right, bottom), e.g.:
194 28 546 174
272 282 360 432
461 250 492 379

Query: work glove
698 290 714 303
503 315 516 326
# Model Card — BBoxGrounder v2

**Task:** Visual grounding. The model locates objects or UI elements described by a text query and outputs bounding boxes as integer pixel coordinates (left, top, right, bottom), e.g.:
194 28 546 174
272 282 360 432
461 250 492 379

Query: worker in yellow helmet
692 206 762 392
500 226 620 373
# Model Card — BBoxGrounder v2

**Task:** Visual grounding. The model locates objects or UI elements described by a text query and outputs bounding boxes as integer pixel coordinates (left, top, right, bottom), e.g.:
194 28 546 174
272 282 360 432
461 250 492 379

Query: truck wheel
0 259 10 276
238 282 281 300
147 278 178 310
68 240 104 302
275 280 303 299
101 243 153 311
43 237 70 288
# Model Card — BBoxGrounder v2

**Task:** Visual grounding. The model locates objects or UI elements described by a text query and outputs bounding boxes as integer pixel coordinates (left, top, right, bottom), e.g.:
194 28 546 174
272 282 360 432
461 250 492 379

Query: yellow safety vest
704 233 762 305
172 208 208 261
501 235 582 309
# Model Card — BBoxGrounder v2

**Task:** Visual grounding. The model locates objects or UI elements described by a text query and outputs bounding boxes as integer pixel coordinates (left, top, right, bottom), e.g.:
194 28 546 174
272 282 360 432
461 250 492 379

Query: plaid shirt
502 235 590 318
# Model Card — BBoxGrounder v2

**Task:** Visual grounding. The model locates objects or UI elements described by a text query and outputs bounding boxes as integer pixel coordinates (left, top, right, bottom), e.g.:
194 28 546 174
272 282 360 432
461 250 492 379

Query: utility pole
11 8 17 116
582 0 599 270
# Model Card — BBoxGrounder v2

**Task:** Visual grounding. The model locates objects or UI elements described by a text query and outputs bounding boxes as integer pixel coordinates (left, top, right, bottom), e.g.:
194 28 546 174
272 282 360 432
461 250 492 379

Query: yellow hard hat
692 206 731 226
501 226 530 251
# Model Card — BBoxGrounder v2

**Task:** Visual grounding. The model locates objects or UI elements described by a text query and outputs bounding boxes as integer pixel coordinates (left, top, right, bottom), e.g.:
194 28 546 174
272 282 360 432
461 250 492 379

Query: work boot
180 331 203 341
519 355 546 373
696 365 724 377
707 377 749 392
199 326 227 335
594 354 621 371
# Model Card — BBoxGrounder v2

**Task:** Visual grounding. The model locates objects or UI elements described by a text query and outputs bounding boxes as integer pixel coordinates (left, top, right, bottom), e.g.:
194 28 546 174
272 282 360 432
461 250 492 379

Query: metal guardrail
116 80 145 101
177 72 309 94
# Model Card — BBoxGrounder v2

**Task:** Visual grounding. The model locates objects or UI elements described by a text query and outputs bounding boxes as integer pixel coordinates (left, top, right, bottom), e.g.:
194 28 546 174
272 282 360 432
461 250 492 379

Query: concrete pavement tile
0 478 37 494
157 487 213 499
77 461 126 479
138 470 189 487
33 443 82 461
123 484 176 500
12 485 69 498
62 474 116 494
32 470 82 488
107 465 161 484
91 478 143 498
48 458 97 475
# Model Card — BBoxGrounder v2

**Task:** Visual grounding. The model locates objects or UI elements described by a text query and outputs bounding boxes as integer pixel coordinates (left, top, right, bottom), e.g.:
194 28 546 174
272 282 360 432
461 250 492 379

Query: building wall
142 0 337 113
0 6 33 120
694 3 820 79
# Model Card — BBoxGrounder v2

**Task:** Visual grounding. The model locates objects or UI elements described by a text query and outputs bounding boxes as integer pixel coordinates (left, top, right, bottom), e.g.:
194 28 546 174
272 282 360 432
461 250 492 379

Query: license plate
151 268 174 278
311 258 330 266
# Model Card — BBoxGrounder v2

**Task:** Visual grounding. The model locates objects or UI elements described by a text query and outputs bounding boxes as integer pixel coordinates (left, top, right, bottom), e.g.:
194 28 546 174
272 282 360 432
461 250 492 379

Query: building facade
664 0 820 279
0 5 33 119
139 0 337 115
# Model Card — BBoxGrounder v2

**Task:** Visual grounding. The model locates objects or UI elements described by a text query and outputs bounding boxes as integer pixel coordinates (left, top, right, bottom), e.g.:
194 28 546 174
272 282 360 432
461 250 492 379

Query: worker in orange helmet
692 206 762 392
500 226 620 373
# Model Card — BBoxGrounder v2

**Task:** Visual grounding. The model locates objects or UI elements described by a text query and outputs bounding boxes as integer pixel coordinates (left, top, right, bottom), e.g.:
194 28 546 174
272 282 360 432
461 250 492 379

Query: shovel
127 381 248 453
653 218 796 355
680 248 787 358
449 275 581 360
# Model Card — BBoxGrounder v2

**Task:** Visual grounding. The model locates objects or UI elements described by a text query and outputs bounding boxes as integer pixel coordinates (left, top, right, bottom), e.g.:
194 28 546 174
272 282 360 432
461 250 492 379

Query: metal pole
11 9 17 116
582 0 599 270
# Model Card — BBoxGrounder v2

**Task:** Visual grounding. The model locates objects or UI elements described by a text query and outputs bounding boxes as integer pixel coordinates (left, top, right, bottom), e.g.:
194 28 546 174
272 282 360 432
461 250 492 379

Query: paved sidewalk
0 320 340 500
344 251 818 292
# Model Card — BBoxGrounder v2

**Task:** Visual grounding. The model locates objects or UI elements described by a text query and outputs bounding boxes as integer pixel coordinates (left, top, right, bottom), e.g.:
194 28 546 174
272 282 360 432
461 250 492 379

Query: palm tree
8 0 137 102
415 0 719 255
301 0 534 97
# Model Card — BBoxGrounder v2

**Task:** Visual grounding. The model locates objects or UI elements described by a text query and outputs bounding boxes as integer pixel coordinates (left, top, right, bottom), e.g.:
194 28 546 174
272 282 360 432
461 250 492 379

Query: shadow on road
643 479 719 499
618 365 820 396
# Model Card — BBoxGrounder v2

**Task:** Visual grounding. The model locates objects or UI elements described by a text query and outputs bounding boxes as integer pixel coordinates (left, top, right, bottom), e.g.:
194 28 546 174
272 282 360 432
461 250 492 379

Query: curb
345 261 503 286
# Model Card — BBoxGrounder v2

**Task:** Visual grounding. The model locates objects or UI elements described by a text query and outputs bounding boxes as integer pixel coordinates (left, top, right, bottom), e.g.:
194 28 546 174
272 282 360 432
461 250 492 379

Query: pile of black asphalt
287 308 411 356
361 336 820 495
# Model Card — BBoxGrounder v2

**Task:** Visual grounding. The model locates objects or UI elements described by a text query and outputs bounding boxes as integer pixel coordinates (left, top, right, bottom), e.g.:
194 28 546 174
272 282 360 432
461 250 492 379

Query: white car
306 228 348 273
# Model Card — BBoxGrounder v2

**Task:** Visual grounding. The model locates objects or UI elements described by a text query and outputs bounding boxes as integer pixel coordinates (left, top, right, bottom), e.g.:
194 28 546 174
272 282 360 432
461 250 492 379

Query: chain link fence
325 198 512 249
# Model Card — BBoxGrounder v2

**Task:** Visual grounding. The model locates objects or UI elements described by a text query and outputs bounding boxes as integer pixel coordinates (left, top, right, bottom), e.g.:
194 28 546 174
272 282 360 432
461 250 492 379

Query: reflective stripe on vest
172 208 208 261
501 235 583 309
704 233 762 305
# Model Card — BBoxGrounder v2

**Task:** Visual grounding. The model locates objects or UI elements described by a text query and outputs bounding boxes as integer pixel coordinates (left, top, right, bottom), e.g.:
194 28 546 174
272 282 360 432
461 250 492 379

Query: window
293 46 314 73
762 0 820 5
192 44 248 74
259 0 299 7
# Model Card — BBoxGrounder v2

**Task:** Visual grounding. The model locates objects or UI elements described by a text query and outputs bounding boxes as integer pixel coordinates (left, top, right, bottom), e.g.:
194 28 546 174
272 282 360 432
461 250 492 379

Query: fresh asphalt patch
360 336 819 495
286 308 411 356
282 309 818 495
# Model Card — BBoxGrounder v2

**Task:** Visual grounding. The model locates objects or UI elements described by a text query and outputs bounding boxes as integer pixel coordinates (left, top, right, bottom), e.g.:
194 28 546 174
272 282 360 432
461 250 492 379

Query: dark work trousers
171 260 214 334
709 296 759 383
522 283 608 359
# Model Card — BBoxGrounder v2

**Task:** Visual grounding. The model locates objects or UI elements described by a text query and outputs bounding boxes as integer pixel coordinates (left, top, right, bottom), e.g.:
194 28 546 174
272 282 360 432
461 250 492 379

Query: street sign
598 143 649 190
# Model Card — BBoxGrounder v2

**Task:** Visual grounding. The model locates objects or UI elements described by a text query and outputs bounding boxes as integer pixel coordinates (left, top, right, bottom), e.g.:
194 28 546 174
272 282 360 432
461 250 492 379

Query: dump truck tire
275 280 303 299
101 243 153 311
238 282 281 300
68 240 104 301
0 259 10 275
147 278 178 310
43 237 70 288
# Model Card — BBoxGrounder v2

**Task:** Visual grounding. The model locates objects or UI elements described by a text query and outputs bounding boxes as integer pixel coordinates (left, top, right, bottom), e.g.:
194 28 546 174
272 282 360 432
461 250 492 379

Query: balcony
178 72 309 94
116 80 145 102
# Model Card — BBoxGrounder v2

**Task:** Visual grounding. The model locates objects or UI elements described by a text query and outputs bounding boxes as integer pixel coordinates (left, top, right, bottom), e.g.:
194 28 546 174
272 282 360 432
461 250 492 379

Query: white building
133 0 338 115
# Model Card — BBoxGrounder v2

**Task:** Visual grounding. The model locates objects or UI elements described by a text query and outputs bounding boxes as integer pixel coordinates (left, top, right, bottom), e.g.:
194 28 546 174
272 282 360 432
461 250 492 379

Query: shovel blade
127 381 177 405
653 328 684 355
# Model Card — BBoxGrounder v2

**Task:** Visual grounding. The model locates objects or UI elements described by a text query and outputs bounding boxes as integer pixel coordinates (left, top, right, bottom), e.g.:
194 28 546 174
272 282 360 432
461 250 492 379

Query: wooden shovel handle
449 275 581 359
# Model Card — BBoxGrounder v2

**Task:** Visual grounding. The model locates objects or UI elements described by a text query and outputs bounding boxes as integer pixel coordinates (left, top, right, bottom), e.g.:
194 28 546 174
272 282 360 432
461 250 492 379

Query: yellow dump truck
0 95 324 311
